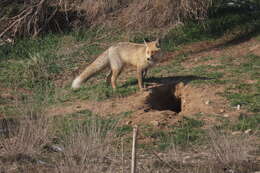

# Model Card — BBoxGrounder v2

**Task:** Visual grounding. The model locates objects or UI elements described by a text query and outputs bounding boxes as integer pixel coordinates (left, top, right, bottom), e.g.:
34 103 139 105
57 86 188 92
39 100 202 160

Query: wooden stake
121 138 124 173
131 125 138 173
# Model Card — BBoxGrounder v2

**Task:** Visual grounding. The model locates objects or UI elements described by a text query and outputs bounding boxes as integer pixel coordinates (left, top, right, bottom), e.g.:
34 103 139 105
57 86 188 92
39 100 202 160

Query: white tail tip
71 77 82 89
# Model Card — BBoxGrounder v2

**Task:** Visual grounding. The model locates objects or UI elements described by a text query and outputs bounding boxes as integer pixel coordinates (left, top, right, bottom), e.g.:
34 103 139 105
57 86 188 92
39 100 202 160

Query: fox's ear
155 38 160 48
143 39 148 47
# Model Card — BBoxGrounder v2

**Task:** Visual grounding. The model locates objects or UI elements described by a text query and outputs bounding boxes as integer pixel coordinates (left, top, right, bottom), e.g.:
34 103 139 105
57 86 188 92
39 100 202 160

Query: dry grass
0 0 62 38
0 109 51 158
207 130 257 172
0 0 213 38
55 117 120 173
157 130 258 173
0 110 258 172
118 0 212 29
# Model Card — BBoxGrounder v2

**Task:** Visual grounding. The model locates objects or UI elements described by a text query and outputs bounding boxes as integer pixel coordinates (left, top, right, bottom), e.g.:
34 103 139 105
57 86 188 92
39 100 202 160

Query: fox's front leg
142 68 148 79
137 67 144 90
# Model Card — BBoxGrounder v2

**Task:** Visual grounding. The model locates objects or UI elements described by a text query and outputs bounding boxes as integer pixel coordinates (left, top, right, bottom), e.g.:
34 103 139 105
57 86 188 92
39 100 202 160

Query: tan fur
72 39 160 90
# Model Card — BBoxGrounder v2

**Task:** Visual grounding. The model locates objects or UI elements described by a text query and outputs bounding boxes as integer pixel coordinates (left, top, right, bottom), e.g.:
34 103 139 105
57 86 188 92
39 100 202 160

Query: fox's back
110 42 147 66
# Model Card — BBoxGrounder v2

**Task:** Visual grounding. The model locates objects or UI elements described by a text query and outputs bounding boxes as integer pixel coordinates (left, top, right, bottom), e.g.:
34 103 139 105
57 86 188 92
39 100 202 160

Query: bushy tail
72 50 109 89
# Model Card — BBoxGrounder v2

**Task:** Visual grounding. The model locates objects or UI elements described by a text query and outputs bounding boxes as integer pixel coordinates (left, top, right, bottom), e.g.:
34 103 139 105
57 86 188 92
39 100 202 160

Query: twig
151 150 177 172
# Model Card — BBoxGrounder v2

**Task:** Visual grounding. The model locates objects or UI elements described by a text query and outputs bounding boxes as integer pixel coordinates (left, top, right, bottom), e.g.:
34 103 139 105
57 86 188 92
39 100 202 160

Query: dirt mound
48 81 239 127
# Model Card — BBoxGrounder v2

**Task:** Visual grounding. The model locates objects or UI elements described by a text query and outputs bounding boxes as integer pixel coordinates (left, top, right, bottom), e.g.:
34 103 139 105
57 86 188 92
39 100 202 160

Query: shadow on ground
122 75 212 88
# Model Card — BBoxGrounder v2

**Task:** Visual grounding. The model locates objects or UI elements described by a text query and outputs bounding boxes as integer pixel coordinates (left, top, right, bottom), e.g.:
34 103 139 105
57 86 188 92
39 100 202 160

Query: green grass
116 125 133 137
220 55 260 112
213 113 260 134
68 80 138 101
1 4 260 172
0 28 125 107
233 114 260 131
141 117 205 151
0 6 259 155
64 109 93 119
0 34 60 61
171 117 205 145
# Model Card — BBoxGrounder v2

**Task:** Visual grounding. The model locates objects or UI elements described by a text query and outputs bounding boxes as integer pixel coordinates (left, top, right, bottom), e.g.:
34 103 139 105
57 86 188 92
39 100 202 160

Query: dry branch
0 0 61 38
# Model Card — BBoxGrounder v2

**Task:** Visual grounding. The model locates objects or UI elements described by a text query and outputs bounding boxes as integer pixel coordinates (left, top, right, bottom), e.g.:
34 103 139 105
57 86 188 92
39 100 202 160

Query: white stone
245 129 252 134
223 114 229 118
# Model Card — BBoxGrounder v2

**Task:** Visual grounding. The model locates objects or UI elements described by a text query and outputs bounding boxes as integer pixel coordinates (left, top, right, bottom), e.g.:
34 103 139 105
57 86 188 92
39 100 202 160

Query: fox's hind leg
108 48 124 89
106 70 112 85
111 68 123 89
109 59 123 89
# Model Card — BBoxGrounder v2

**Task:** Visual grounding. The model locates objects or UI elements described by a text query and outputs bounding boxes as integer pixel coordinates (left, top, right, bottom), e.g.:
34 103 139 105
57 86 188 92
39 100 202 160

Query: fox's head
144 39 160 62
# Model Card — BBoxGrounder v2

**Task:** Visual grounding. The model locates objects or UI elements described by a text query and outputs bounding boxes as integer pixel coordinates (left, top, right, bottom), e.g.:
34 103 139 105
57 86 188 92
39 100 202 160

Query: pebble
245 129 252 134
126 120 132 125
205 100 210 105
151 120 159 127
223 114 229 118
50 145 64 152
76 105 81 109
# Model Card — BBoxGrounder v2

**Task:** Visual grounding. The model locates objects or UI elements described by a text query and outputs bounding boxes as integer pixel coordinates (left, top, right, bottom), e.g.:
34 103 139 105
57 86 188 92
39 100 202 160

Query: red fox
72 39 160 90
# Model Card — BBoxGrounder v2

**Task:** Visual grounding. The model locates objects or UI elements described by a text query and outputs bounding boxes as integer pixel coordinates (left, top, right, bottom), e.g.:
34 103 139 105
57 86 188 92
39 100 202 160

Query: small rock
183 156 191 162
76 105 81 109
126 120 132 125
50 145 64 152
256 157 260 161
151 120 160 127
205 100 210 105
232 131 242 135
144 108 150 112
226 169 235 173
220 109 225 113
245 129 252 134
223 114 229 118
37 160 48 165
237 105 241 110
183 156 191 163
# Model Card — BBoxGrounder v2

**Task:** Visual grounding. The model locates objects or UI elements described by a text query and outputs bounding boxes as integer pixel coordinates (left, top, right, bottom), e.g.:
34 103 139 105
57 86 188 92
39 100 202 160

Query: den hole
146 84 183 113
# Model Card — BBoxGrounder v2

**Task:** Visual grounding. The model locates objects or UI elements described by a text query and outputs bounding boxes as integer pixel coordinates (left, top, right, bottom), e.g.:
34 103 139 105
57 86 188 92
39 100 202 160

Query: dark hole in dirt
146 84 183 113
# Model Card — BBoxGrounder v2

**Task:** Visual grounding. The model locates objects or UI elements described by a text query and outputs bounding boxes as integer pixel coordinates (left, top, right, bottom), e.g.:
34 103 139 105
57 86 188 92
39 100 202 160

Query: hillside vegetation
0 0 260 172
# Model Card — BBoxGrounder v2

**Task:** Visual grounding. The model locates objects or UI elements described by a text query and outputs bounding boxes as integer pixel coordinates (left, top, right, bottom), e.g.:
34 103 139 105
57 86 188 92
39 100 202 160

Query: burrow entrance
146 83 184 113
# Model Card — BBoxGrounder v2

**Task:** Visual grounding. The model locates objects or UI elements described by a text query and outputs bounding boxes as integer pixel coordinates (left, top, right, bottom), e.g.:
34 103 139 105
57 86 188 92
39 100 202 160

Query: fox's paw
139 87 149 92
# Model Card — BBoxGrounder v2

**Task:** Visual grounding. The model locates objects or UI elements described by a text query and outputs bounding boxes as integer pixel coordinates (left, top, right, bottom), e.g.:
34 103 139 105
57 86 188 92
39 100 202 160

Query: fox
71 39 160 90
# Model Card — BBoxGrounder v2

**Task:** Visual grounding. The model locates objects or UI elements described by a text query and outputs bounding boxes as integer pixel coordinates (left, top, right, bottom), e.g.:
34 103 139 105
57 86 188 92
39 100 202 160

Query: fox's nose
147 57 153 61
